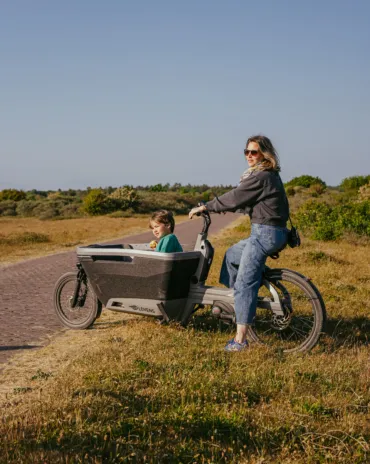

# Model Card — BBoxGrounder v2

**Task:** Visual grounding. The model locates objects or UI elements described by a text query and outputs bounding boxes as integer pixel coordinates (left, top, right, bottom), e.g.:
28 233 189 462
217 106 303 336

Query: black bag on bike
287 217 301 248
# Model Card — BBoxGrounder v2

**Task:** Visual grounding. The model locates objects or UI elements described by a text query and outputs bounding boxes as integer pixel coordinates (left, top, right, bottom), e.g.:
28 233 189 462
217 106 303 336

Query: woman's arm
206 175 263 213
189 175 263 219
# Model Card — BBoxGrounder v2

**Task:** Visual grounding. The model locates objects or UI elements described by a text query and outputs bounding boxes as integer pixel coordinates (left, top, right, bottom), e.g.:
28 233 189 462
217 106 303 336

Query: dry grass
0 218 369 463
0 215 187 266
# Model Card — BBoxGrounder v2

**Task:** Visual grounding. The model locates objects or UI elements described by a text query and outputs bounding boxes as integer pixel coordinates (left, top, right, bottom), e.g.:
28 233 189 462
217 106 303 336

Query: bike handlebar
191 202 211 235
200 210 211 235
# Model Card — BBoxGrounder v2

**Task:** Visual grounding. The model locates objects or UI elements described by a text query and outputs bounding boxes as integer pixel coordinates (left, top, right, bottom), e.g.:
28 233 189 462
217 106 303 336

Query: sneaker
224 338 248 352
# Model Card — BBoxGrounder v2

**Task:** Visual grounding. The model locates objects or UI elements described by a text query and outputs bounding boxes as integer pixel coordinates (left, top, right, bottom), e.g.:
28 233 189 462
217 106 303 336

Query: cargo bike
53 212 326 353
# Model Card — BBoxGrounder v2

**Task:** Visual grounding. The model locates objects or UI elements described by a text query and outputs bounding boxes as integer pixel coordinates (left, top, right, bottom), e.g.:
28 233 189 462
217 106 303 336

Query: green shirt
156 234 183 253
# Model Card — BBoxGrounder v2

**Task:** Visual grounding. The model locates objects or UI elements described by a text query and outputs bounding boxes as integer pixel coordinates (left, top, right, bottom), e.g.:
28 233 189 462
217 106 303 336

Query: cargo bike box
77 243 202 321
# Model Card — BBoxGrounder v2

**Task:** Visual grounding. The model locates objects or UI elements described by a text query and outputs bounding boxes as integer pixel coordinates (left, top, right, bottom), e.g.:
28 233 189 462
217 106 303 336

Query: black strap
288 215 296 229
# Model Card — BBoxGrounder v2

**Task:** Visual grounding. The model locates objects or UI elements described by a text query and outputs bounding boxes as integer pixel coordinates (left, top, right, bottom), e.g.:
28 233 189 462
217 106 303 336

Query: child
149 210 183 253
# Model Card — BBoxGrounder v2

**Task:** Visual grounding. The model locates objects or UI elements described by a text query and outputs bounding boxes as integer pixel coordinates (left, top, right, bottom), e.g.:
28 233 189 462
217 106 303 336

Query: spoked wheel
53 272 101 329
248 268 326 353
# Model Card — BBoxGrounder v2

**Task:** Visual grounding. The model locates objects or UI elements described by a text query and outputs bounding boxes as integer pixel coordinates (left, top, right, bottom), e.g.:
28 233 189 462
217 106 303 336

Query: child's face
150 221 171 239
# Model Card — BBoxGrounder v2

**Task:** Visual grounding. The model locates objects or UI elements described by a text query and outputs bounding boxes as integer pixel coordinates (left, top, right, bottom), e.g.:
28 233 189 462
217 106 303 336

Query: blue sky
1 0 369 190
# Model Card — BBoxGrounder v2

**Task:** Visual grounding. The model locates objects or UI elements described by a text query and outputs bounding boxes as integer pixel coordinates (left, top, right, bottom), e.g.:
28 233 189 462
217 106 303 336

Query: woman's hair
150 210 175 233
246 135 281 171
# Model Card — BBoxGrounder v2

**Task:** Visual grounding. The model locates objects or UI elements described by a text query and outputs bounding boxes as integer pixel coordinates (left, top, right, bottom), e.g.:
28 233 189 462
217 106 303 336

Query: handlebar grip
197 202 210 216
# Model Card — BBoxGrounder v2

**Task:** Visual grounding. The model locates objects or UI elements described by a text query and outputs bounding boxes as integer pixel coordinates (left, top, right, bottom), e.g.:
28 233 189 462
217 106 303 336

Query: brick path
0 213 239 367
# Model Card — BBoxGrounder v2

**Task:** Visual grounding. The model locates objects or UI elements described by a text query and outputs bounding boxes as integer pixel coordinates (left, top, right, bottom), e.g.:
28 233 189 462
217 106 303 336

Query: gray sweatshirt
206 170 289 227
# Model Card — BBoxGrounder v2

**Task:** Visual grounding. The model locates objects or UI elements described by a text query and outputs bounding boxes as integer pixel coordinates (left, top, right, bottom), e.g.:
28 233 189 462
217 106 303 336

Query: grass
0 215 187 266
0 218 369 463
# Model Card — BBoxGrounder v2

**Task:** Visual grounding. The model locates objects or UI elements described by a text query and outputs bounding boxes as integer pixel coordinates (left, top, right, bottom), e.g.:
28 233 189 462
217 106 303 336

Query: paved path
0 213 239 367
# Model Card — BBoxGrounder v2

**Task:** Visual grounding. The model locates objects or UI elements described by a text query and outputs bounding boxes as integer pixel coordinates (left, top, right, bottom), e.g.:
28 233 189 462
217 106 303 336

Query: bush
108 187 140 211
60 203 83 218
136 191 200 214
285 175 326 189
0 189 26 201
2 208 17 216
0 232 50 246
285 186 295 197
32 201 63 220
82 189 110 216
358 182 370 201
149 183 169 192
39 208 60 220
336 201 370 236
16 200 39 217
0 200 17 216
340 175 370 192
309 183 326 197
296 199 370 241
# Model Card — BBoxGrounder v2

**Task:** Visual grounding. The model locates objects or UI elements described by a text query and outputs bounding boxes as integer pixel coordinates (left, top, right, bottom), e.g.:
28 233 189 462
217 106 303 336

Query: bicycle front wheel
53 272 101 329
248 268 326 353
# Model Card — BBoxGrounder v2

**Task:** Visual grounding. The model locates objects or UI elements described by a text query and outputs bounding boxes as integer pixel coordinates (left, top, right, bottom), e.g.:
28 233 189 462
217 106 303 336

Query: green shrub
309 183 326 197
18 232 50 243
0 232 50 245
60 203 83 218
285 186 295 197
137 191 200 214
202 190 211 202
39 208 59 220
82 189 110 216
358 182 370 201
2 208 17 216
16 200 39 217
340 175 370 192
149 183 169 192
0 189 26 201
108 187 140 211
285 175 326 189
0 200 17 216
336 201 370 236
296 199 370 241
33 201 63 220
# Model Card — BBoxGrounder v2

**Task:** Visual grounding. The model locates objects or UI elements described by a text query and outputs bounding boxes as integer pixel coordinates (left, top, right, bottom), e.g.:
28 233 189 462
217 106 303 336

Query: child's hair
150 210 175 233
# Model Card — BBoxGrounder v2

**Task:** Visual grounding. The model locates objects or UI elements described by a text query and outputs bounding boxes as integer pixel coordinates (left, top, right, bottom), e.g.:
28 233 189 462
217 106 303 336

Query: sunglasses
244 149 260 156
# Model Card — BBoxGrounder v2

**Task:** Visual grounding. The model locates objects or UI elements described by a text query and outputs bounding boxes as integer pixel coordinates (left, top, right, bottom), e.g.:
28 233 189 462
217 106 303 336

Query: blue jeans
220 223 288 325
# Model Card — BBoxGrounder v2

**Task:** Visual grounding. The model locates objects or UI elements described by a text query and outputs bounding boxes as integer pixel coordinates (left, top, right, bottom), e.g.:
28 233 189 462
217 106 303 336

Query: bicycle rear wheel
248 268 326 353
53 272 101 329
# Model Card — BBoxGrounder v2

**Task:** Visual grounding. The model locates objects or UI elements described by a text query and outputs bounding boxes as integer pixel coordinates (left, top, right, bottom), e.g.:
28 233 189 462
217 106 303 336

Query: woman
189 135 289 351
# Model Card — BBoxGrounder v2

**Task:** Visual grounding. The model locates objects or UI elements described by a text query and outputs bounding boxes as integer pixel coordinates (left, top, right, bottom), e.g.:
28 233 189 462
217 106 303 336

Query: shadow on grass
0 345 40 352
3 386 368 463
323 316 369 349
0 400 305 463
188 311 232 334
189 312 370 350
91 318 133 330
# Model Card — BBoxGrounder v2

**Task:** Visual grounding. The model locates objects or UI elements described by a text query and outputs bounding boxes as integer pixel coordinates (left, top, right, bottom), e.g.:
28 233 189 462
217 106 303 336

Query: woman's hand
189 205 207 219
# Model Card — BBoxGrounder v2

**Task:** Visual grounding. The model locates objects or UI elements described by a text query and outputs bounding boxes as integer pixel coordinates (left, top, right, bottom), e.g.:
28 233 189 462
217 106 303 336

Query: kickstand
157 302 169 324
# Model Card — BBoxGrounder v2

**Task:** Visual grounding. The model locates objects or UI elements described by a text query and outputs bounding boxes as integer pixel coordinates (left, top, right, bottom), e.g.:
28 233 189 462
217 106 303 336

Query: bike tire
53 272 101 329
247 268 326 353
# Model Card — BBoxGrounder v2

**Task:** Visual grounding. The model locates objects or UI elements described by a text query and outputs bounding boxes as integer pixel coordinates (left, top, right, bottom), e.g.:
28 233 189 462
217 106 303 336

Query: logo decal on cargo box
129 305 156 314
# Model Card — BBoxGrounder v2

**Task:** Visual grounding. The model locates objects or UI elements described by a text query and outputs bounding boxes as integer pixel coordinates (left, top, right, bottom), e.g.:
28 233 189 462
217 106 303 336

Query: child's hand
150 240 157 249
